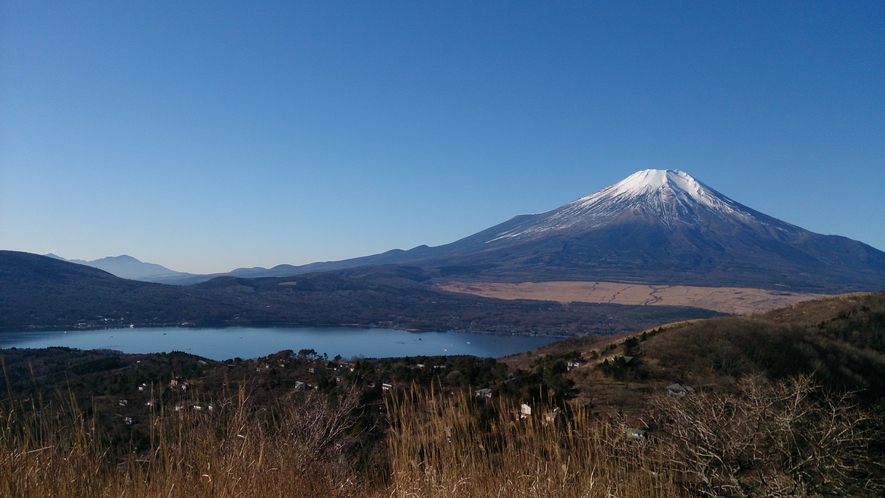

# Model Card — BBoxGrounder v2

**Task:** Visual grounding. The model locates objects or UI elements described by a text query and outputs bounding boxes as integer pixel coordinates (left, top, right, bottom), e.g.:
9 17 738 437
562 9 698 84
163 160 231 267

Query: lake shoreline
0 326 562 360
0 323 573 338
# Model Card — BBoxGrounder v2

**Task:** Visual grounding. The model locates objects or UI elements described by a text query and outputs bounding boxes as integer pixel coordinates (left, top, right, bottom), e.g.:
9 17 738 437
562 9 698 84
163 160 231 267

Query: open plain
439 281 825 314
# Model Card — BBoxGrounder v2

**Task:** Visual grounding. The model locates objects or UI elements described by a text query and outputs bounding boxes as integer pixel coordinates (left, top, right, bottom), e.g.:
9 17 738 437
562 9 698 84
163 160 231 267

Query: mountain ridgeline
5 170 884 333
0 250 720 333
335 170 885 292
142 170 884 293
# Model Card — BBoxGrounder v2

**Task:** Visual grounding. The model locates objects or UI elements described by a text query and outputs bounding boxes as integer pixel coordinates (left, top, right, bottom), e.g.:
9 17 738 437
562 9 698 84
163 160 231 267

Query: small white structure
475 388 493 398
543 407 561 426
520 403 532 419
626 428 648 439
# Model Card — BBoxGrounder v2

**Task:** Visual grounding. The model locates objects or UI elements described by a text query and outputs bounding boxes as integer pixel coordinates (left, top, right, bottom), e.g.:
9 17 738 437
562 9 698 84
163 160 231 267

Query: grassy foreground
1 386 683 498
3 377 882 497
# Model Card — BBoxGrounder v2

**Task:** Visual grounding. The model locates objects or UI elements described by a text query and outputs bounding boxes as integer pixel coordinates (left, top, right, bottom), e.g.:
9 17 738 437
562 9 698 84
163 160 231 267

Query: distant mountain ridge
46 169 885 293
206 169 884 293
1 250 719 333
48 254 188 281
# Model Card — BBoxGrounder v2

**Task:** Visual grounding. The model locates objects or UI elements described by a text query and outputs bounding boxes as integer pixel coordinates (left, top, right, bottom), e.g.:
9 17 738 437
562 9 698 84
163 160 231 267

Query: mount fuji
221 169 883 293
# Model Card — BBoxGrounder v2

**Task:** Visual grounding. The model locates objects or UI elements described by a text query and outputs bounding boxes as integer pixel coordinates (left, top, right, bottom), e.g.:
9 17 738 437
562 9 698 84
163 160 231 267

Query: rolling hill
0 251 720 334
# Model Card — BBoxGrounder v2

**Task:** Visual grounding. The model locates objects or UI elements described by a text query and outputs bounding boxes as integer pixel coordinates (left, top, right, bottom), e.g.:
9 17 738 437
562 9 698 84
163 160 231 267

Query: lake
0 327 560 361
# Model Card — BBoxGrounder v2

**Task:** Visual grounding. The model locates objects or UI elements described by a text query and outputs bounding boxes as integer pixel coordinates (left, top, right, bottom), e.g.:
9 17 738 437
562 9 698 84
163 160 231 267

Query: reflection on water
0 327 559 361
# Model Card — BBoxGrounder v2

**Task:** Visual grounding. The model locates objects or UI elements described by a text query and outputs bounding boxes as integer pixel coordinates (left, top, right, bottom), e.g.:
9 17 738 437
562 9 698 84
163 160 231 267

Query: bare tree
281 386 364 467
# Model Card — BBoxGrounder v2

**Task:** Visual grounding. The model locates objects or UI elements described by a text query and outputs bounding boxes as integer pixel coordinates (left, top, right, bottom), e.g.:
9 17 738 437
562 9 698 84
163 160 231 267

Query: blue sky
2 1 883 274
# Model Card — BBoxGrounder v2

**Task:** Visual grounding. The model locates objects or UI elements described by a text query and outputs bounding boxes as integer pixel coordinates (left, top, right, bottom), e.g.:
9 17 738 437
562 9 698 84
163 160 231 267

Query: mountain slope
258 169 884 293
40 170 885 293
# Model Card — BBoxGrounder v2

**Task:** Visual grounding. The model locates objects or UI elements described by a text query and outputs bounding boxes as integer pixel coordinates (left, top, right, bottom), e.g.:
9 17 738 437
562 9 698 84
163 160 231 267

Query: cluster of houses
469 387 563 427
470 376 695 439
117 374 217 426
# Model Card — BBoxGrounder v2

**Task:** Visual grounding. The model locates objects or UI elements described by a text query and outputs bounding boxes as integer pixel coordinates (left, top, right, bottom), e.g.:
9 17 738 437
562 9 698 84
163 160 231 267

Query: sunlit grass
385 385 683 498
0 384 368 497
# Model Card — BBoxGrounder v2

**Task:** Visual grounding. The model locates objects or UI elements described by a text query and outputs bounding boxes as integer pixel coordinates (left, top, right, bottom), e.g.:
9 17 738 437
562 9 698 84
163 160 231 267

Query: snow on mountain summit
490 169 767 242
573 169 745 214
606 169 706 199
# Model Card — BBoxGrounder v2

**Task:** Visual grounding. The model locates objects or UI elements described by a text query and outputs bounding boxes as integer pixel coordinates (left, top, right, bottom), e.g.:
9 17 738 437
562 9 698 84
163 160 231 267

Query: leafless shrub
276 387 364 470
650 375 884 497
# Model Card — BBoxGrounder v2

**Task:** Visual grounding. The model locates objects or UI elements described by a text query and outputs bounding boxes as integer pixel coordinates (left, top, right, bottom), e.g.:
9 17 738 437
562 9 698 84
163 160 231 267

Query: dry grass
3 381 880 497
385 386 683 498
0 386 369 498
0 385 684 498
440 281 824 314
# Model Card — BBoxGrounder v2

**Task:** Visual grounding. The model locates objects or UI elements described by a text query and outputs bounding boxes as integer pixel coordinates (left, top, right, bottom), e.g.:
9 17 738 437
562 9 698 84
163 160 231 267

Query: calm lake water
0 327 560 361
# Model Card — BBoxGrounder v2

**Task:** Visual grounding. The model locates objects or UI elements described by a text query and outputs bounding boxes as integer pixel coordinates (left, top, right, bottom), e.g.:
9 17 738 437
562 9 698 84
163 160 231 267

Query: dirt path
438 281 825 315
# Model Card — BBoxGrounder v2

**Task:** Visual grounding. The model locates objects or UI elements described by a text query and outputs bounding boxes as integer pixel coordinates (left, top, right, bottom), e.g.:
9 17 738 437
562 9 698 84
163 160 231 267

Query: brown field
439 281 825 314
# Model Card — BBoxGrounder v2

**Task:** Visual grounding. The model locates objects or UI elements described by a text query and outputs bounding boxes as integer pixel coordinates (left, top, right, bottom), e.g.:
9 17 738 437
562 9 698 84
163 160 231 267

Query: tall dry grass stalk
385 385 683 498
0 385 368 498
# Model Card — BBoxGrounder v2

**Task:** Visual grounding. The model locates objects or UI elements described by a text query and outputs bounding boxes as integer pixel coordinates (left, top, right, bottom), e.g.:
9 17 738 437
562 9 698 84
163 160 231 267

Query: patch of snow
489 169 762 242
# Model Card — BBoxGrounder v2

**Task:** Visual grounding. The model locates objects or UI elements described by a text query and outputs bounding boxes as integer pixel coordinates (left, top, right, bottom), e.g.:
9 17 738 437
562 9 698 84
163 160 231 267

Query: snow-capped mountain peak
606 169 704 199
490 169 761 242
573 169 744 213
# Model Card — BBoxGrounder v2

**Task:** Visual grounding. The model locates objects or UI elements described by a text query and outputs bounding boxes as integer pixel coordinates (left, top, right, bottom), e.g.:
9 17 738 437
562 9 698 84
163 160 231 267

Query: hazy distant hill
48 253 189 281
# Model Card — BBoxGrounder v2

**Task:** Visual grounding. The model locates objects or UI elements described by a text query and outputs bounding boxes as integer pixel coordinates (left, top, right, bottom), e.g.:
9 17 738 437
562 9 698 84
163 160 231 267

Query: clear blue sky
2 1 883 274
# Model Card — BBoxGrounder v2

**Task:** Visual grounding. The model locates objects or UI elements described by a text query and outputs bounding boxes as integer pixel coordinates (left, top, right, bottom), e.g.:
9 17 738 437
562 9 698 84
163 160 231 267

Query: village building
626 428 648 439
520 403 532 419
543 407 561 426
